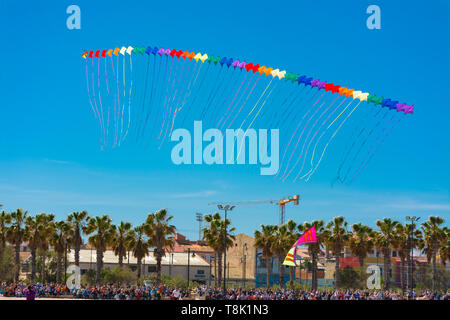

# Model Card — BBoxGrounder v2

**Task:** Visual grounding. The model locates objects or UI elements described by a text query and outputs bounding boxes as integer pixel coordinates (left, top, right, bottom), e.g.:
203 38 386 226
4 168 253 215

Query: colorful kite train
81 45 413 184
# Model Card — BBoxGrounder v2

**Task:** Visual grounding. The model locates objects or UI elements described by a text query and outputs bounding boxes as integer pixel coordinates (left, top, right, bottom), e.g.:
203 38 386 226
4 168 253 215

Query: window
148 266 156 273
197 270 205 275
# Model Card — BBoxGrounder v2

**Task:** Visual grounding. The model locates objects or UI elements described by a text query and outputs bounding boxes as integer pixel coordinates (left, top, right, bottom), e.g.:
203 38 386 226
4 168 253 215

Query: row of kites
82 45 413 184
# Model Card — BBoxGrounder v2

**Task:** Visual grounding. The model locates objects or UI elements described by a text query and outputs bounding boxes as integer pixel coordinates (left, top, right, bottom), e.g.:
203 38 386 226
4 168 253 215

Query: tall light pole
406 216 420 297
209 255 214 288
240 243 248 288
217 204 235 292
196 213 203 241
187 248 191 289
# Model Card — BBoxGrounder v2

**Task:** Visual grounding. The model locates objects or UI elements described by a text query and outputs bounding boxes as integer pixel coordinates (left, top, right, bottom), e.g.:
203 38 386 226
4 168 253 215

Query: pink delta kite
282 226 317 266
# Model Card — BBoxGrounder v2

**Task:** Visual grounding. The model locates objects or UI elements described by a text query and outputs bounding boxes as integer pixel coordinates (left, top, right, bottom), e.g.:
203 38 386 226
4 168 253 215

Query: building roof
69 249 210 267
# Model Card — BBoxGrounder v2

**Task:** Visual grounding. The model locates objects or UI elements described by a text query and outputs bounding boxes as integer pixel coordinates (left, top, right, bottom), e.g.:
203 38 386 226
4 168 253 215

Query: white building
70 249 211 283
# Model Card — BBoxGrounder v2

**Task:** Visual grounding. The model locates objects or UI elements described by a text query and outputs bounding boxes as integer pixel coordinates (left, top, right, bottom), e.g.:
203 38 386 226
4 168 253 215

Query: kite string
85 60 97 119
301 100 362 182
339 108 388 183
287 95 340 180
277 91 323 178
227 73 261 129
121 53 133 143
347 115 404 184
349 114 403 184
217 72 248 129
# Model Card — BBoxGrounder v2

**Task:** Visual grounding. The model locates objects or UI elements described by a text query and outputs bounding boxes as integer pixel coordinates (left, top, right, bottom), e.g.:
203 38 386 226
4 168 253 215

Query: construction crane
208 195 300 225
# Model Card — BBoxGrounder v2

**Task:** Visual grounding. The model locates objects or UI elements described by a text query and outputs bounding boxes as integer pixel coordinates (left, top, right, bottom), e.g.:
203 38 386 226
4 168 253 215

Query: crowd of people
1 282 448 300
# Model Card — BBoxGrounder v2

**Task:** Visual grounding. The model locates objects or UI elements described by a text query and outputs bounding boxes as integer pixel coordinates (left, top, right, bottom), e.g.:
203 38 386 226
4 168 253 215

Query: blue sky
0 0 449 239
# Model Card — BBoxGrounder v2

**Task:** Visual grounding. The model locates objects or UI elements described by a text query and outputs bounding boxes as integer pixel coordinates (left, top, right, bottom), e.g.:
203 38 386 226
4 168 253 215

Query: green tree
203 213 223 287
254 224 276 289
51 220 72 284
144 209 176 285
393 223 422 292
111 221 132 267
84 215 116 285
0 245 15 282
420 216 447 291
272 224 292 287
285 220 299 287
339 266 363 289
325 216 349 289
36 213 55 284
67 211 88 267
102 266 136 284
300 220 325 291
7 209 28 282
349 223 374 285
24 215 40 283
375 218 399 290
0 210 11 263
128 225 150 281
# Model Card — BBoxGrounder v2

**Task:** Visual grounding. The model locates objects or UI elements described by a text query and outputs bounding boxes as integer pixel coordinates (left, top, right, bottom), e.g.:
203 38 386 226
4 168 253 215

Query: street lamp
240 243 248 288
217 204 236 291
406 216 420 297
187 248 191 290
209 255 214 288
187 249 196 290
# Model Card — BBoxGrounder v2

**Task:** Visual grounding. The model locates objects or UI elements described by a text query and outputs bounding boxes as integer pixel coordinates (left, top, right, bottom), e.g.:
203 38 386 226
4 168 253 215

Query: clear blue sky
1 0 449 239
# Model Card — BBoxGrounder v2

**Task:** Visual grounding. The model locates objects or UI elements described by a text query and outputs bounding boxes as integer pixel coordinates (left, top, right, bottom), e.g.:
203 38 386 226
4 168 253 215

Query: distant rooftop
69 249 209 267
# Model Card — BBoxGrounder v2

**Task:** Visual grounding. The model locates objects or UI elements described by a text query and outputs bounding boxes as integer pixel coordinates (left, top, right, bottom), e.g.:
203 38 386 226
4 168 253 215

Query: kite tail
217 72 248 129
347 115 404 184
339 109 388 183
278 92 324 179
289 95 340 180
300 100 362 182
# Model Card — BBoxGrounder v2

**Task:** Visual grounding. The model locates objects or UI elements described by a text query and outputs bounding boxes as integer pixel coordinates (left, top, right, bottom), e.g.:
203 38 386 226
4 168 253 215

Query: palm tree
254 224 277 289
285 220 299 287
394 223 422 292
7 209 28 282
420 216 447 291
128 225 150 281
111 221 132 267
84 215 115 285
36 213 55 284
203 213 223 287
144 209 176 285
300 220 325 291
67 211 88 267
325 216 349 289
375 218 399 290
51 221 71 284
0 210 11 261
349 223 374 285
440 227 449 267
24 215 39 283
203 213 236 288
272 224 292 287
